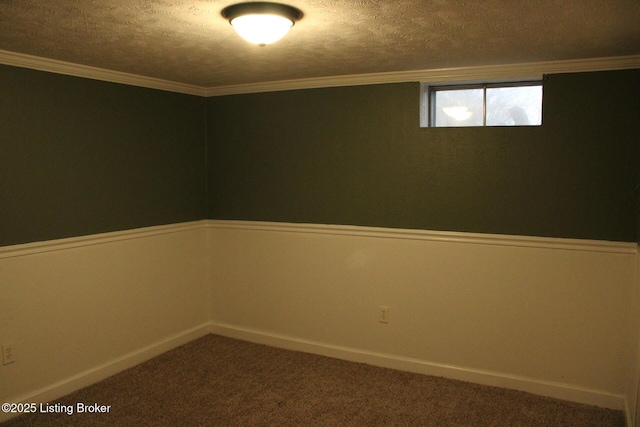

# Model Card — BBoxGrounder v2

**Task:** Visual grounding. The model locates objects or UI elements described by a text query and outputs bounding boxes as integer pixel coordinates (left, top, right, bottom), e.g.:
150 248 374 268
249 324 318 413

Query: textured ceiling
0 0 639 87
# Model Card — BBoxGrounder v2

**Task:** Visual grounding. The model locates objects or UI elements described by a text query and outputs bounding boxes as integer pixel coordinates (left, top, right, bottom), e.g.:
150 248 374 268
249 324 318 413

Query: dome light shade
222 2 303 46
229 14 293 45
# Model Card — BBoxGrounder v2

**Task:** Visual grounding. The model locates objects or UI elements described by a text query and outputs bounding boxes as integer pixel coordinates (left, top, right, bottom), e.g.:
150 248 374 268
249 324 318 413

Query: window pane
434 89 483 127
486 85 542 126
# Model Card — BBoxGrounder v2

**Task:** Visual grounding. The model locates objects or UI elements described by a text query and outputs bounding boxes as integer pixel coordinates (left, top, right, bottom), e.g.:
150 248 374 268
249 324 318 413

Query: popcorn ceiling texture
0 0 639 87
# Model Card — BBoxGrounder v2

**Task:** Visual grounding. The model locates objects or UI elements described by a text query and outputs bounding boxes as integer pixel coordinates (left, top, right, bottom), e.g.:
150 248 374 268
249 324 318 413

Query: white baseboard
0 323 211 423
209 321 626 412
0 320 627 424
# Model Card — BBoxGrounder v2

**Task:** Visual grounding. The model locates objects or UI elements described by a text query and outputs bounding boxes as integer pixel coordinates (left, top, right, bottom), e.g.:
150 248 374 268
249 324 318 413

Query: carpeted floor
2 334 626 426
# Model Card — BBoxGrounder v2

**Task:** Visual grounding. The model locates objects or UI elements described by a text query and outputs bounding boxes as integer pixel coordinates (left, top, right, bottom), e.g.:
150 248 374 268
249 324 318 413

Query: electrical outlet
3 344 15 365
378 306 389 324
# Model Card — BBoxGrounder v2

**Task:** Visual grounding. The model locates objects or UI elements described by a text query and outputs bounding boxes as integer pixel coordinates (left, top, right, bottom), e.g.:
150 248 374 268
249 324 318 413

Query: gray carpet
2 334 626 426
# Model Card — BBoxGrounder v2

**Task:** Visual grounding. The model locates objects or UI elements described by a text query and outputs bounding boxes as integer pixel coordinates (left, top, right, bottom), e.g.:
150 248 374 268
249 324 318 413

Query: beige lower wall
0 220 637 422
630 251 640 426
0 222 209 419
208 221 637 410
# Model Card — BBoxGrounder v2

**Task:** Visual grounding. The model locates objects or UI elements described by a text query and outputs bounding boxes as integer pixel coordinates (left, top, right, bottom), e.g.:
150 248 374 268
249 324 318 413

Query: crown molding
205 55 640 96
1 48 638 97
0 49 207 96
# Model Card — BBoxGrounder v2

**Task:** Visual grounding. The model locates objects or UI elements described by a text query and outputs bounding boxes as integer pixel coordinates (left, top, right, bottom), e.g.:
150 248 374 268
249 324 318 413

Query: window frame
420 79 543 128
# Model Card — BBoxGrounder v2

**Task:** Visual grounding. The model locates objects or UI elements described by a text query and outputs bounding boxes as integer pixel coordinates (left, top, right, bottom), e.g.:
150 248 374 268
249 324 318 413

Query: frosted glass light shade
230 14 293 45
222 2 303 47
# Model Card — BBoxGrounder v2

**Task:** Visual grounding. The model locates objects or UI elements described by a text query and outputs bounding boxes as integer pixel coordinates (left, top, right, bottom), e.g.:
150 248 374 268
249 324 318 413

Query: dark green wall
2 65 637 246
0 65 206 246
207 70 639 242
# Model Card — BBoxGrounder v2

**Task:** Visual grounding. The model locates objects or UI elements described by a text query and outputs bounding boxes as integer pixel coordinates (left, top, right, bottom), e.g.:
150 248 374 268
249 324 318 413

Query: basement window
420 81 543 127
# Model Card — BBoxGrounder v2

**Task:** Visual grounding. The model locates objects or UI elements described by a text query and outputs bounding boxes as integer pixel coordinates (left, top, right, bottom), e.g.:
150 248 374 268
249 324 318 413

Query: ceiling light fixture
221 2 303 47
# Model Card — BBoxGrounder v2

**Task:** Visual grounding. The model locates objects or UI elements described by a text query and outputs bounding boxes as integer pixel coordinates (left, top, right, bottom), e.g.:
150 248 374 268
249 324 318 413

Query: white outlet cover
3 345 16 365
378 306 389 323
